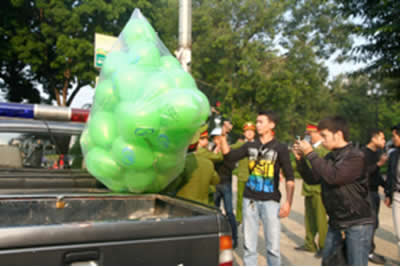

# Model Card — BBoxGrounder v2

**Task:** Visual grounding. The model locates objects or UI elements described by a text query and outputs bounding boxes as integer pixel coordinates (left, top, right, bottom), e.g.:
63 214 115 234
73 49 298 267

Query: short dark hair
318 116 349 141
258 110 279 124
391 124 400 136
367 128 383 143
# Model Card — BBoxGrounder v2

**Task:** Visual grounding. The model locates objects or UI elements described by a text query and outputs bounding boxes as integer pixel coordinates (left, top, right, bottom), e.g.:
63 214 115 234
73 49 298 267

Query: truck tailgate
0 194 229 265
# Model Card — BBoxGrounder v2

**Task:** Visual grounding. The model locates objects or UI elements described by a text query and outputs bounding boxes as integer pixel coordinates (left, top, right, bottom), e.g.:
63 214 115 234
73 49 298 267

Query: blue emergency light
0 102 34 119
0 102 89 122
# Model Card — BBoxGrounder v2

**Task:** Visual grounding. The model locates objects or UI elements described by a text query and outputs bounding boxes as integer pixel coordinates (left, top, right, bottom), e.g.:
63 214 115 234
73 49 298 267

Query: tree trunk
54 88 61 106
62 68 71 106
62 79 68 106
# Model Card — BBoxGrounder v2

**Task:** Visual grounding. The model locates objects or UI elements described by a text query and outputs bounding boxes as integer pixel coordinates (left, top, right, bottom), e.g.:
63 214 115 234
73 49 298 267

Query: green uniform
166 153 220 205
196 147 223 163
195 147 223 205
297 144 329 252
232 140 249 223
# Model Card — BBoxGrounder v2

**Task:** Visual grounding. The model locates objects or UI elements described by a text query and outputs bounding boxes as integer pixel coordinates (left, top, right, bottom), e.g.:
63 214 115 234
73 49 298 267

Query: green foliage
336 0 400 100
0 0 154 105
329 74 400 144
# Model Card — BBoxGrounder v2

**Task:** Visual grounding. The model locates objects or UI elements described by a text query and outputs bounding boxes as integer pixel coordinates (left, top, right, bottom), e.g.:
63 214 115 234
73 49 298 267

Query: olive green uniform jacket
297 143 329 251
165 153 220 205
232 140 250 222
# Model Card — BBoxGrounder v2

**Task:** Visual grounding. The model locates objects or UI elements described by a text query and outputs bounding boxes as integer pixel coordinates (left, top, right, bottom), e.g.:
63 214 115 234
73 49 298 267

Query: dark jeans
214 183 238 244
369 190 381 253
323 224 374 266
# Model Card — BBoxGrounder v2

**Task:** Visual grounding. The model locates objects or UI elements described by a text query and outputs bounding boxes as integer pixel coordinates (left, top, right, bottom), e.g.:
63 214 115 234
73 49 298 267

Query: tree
329 74 400 143
336 0 400 99
0 1 41 103
0 0 154 106
280 0 354 61
185 0 341 141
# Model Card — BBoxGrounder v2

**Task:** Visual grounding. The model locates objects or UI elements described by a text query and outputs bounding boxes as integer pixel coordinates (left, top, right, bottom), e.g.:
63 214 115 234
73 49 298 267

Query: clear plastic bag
81 9 210 193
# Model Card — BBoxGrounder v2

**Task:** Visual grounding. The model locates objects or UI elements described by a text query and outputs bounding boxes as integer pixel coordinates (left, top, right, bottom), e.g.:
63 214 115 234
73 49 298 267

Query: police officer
233 122 256 224
293 123 328 257
163 126 220 205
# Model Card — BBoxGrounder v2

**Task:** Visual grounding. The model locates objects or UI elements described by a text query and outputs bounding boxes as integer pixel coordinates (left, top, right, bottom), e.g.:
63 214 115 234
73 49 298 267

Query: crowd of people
165 108 400 266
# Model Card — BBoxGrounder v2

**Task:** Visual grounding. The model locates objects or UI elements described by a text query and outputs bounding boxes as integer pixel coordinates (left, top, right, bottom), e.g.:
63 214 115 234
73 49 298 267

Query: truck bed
0 193 229 265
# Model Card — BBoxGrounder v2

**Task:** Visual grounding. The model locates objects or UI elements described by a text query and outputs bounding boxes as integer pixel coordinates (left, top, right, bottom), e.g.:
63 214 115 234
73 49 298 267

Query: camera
303 135 311 144
296 135 311 144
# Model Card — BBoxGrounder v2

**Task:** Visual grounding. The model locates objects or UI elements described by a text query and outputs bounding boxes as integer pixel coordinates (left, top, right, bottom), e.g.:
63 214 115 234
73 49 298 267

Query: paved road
229 178 399 266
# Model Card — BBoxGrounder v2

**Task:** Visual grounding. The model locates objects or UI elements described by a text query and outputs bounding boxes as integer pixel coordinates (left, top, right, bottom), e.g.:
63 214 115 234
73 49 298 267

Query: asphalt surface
229 178 400 266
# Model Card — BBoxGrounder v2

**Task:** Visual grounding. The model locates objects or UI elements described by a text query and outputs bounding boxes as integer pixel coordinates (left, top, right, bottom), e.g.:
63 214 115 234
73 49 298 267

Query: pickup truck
0 116 233 265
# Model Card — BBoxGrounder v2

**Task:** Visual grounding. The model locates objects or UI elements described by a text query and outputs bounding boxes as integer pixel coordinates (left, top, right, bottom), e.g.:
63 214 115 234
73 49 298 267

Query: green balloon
150 129 194 154
123 168 156 193
159 90 202 130
128 40 161 67
191 89 211 124
122 19 157 45
111 136 154 170
99 176 128 193
169 70 197 89
148 131 173 153
160 56 181 71
114 102 160 143
112 64 154 102
146 174 166 193
80 128 94 155
101 51 130 79
169 128 198 150
86 148 126 192
88 111 117 148
152 152 186 191
143 71 175 100
153 150 185 172
94 79 119 112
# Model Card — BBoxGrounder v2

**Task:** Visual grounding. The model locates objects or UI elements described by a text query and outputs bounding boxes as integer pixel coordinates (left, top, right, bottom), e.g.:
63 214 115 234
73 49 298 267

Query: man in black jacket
384 124 400 250
362 129 387 264
293 116 374 266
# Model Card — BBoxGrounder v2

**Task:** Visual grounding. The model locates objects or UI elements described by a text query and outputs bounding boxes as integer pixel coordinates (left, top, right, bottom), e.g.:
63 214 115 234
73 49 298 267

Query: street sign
94 33 119 69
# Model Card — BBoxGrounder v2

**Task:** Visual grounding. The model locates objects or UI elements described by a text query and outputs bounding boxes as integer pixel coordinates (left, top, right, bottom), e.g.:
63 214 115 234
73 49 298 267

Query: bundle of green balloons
80 9 210 193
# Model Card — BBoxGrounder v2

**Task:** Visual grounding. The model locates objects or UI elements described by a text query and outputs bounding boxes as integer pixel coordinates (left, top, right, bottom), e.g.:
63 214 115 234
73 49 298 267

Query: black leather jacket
297 144 374 229
385 147 400 201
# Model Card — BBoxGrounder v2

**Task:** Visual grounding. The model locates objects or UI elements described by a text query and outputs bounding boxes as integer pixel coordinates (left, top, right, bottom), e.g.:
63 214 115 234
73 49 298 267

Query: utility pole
175 0 192 72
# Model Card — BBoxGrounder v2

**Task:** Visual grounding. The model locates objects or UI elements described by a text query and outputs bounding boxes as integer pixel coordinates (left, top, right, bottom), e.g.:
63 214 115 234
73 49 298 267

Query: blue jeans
323 224 374 266
214 183 237 244
243 198 281 266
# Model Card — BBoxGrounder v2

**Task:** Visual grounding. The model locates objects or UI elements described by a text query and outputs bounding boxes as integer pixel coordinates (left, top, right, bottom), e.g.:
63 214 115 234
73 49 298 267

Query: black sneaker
369 253 386 265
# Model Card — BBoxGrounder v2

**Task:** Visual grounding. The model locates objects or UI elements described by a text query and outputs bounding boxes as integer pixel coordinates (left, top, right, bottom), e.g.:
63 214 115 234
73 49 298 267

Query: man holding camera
211 118 240 249
293 123 328 258
293 116 374 266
